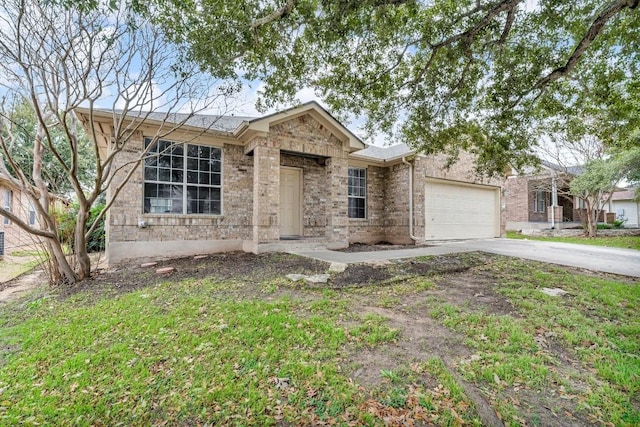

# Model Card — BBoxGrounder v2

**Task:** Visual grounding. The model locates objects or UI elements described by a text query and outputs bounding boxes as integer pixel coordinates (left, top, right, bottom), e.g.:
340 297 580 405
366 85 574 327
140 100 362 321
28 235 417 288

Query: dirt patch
330 264 397 288
0 270 46 304
433 270 518 316
395 252 490 276
61 252 329 299
347 305 472 389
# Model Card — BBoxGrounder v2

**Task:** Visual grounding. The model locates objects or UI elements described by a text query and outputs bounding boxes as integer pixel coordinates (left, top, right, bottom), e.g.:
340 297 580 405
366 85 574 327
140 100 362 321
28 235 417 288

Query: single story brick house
78 102 504 264
504 161 593 230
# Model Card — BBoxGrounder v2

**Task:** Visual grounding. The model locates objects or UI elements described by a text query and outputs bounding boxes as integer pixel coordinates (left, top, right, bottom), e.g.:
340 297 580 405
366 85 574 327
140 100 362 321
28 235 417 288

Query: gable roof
76 101 366 152
235 101 365 152
540 160 584 175
349 143 414 162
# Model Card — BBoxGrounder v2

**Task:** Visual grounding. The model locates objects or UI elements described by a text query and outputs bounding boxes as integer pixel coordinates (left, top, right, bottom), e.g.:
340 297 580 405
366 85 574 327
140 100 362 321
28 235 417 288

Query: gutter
402 157 420 241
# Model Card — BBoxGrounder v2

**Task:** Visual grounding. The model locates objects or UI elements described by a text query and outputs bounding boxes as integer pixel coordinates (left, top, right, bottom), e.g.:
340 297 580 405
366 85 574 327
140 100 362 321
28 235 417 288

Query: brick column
252 142 280 245
325 154 349 248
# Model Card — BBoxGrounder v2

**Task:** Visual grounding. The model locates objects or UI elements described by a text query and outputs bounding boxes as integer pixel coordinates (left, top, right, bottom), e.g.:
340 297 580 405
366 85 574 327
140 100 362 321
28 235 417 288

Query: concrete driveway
293 238 640 278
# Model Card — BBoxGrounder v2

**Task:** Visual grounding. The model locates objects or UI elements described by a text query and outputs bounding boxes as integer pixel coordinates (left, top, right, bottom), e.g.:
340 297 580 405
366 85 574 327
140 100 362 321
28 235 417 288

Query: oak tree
153 0 639 175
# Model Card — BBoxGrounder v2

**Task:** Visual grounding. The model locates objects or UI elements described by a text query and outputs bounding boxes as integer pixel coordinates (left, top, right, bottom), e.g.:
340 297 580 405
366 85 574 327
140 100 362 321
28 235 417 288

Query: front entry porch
243 135 350 254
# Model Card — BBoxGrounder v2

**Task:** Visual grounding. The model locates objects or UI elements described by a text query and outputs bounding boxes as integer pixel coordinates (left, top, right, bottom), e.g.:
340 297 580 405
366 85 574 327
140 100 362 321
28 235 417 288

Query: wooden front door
280 167 302 237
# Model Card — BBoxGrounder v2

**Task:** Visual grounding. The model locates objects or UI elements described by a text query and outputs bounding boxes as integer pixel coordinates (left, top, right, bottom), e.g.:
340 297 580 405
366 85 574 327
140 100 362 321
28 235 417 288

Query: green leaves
144 0 639 176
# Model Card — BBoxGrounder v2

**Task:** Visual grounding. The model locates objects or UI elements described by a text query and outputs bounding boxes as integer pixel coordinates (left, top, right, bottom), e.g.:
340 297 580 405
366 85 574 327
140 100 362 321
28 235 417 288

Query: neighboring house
504 161 597 230
0 173 41 255
609 189 639 228
78 102 504 264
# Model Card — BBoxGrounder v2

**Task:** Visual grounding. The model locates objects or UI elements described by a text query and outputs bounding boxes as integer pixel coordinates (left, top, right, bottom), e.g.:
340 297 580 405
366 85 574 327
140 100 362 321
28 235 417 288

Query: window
348 168 366 219
3 190 10 224
143 139 222 215
29 201 36 225
533 190 546 213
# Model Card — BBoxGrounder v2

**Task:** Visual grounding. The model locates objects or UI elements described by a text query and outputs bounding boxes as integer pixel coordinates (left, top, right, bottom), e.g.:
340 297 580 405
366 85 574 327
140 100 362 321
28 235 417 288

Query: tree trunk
46 238 78 284
585 203 597 237
74 205 92 279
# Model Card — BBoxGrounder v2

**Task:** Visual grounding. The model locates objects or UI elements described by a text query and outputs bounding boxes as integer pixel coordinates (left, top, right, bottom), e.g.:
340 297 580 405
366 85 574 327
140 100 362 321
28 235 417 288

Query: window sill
348 218 368 221
143 213 224 219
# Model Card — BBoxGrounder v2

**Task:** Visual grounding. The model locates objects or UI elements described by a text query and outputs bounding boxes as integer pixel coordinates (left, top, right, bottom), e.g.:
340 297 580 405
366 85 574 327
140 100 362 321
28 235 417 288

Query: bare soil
3 250 625 426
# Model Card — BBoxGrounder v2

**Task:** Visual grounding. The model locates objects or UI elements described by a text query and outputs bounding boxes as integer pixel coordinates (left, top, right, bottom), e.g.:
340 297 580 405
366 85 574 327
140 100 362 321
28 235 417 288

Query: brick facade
0 185 41 254
504 170 581 230
93 104 505 264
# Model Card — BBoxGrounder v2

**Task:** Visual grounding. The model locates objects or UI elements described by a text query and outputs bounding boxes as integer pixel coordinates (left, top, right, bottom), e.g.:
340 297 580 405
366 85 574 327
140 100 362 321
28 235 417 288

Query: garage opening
425 179 500 240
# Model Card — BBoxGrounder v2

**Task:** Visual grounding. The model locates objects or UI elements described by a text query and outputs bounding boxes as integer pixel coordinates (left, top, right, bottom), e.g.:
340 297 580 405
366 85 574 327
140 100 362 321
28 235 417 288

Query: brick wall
348 165 386 243
0 185 43 253
349 151 505 244
383 163 412 244
106 135 254 257
504 176 530 222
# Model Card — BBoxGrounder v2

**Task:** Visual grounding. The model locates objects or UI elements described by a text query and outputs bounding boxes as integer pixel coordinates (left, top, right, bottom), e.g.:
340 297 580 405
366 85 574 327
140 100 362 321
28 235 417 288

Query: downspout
402 157 420 241
550 176 557 229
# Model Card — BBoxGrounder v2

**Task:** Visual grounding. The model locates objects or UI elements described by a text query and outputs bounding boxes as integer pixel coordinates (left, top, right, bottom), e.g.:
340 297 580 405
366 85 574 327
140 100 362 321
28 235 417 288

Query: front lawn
507 230 640 250
1 252 638 426
0 256 40 284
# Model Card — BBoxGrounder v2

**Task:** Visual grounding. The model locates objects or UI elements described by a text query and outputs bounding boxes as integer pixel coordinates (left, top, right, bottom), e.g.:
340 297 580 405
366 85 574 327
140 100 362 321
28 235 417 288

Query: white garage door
425 179 500 240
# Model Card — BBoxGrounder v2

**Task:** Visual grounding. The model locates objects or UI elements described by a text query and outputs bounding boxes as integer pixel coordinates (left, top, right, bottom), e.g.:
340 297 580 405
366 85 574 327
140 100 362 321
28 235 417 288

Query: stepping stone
286 274 307 282
141 262 158 268
156 267 176 275
328 262 347 273
541 287 568 297
304 274 330 285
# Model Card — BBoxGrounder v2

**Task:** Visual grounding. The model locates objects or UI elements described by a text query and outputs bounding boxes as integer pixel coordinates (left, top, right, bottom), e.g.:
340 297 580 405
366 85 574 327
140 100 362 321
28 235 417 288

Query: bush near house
56 203 105 253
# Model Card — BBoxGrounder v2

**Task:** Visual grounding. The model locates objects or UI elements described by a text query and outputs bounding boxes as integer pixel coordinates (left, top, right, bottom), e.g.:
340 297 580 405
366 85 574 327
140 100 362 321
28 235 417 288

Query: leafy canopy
145 0 639 176
0 100 95 196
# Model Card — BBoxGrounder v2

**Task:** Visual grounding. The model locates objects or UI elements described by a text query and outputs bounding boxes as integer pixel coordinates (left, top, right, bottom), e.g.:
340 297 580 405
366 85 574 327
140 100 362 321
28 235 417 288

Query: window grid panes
143 139 221 215
348 168 366 219
533 191 546 213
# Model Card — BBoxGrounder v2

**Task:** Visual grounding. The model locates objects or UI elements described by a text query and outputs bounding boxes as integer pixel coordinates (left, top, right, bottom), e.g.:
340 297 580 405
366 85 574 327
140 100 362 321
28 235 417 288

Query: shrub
56 202 105 253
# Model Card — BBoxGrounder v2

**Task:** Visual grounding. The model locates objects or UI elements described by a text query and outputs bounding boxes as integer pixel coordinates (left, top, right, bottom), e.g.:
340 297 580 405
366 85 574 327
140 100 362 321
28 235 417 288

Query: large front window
143 139 221 215
348 168 366 219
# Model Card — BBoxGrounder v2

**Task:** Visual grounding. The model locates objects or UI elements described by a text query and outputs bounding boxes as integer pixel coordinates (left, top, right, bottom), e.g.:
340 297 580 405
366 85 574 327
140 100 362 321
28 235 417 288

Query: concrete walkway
292 238 640 278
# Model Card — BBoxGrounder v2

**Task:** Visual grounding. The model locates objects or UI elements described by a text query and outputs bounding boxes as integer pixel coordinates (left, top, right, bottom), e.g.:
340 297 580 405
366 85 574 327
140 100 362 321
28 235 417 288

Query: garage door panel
425 180 499 240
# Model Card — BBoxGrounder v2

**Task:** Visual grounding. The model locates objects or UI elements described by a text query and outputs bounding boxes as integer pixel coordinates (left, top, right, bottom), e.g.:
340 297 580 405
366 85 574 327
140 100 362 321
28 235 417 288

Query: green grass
0 277 467 426
0 281 365 426
0 259 40 283
1 253 638 426
472 258 640 425
506 230 640 250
